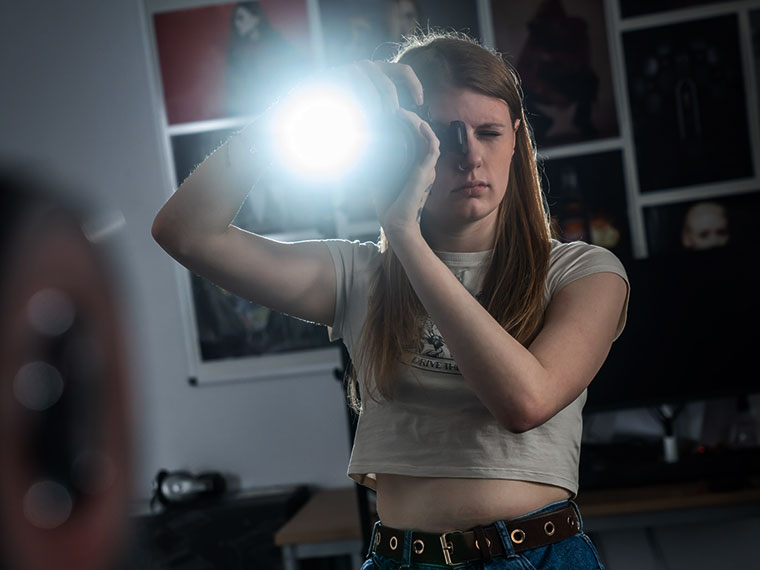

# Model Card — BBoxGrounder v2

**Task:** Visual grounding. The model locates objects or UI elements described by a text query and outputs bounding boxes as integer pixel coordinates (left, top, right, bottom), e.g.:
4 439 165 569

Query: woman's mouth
455 180 489 196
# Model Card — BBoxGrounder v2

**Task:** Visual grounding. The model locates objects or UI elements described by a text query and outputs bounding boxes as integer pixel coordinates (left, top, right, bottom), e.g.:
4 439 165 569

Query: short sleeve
546 241 630 340
322 239 381 344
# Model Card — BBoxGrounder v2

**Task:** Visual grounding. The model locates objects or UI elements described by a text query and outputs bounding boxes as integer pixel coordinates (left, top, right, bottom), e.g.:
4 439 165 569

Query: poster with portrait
622 15 753 192
153 0 313 124
643 191 760 257
490 0 619 148
541 151 631 258
318 0 481 66
169 128 336 363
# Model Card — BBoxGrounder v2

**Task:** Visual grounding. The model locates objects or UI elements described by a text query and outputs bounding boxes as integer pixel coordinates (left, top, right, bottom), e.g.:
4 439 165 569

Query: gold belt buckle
439 530 465 566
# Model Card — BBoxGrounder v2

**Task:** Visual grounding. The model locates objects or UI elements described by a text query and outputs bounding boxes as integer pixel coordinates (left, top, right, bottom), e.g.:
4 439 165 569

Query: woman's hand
334 61 440 242
343 60 424 115
373 109 440 241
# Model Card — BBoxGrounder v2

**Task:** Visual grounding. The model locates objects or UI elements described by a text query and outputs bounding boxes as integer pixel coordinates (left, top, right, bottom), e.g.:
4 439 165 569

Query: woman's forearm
390 228 625 433
151 122 270 256
388 229 548 431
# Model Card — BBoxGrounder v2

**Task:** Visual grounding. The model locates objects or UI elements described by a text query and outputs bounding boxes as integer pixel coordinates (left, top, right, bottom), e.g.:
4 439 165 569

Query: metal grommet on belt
389 536 398 551
568 516 577 528
544 521 556 536
374 531 381 548
413 539 425 554
475 537 491 550
510 529 526 544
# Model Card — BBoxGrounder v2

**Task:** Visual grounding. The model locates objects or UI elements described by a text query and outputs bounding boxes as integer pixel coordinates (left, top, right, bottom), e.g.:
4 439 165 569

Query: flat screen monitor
585 244 758 413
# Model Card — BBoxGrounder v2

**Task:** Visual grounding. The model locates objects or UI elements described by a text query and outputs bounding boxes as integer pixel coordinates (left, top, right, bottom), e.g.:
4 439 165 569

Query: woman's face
422 88 519 233
234 6 262 41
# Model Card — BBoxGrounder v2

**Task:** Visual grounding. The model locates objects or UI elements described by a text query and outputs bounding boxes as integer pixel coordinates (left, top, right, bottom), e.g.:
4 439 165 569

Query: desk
577 479 760 569
578 478 760 531
274 487 373 570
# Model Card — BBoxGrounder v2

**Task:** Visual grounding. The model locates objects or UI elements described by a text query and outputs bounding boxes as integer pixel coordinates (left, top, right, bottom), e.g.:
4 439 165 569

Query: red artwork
154 1 312 125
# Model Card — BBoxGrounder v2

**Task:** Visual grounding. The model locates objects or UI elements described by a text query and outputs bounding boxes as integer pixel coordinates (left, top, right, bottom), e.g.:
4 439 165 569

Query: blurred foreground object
0 168 132 570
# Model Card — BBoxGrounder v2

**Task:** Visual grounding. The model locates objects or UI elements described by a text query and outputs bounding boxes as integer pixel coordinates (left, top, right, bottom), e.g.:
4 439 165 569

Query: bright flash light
275 84 369 180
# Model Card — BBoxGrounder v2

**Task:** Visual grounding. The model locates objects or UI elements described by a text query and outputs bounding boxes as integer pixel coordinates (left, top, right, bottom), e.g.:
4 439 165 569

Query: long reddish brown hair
348 33 552 411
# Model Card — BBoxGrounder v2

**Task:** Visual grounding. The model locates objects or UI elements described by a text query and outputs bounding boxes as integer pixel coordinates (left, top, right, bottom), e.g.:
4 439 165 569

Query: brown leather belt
371 504 580 566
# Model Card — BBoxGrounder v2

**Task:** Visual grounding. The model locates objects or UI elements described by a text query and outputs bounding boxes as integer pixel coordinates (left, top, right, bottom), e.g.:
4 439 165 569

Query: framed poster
622 14 754 191
153 0 314 124
166 126 340 380
147 0 344 383
318 0 481 65
643 191 760 257
490 0 619 148
541 150 632 258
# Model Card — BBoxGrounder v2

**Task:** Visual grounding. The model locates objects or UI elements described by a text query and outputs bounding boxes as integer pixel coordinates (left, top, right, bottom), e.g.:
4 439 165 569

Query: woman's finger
395 108 440 166
417 120 441 169
355 60 402 114
375 61 424 107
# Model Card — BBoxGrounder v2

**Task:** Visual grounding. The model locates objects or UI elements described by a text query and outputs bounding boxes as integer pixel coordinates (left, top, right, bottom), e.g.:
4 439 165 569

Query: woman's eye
478 131 501 138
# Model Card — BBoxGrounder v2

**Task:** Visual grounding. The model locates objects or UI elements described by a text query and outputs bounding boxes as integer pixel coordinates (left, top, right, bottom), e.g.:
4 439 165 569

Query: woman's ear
511 119 521 156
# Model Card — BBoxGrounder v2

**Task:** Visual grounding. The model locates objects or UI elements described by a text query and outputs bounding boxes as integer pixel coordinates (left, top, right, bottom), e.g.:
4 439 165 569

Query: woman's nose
454 133 482 171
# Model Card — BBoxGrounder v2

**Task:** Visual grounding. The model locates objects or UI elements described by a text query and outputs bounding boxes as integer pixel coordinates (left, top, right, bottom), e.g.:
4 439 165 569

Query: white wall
0 0 350 505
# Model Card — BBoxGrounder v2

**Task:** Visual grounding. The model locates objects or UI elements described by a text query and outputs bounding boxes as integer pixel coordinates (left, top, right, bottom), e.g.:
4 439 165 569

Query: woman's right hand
338 63 441 240
372 108 440 240
328 60 425 116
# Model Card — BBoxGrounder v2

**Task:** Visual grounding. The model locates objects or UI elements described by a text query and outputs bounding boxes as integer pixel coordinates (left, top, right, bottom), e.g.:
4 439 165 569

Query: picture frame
147 0 343 385
489 0 620 148
152 0 314 124
174 129 342 380
643 191 760 257
621 14 754 192
541 150 632 259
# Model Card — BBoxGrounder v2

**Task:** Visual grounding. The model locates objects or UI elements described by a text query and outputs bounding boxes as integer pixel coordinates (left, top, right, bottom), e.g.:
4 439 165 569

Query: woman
152 33 628 569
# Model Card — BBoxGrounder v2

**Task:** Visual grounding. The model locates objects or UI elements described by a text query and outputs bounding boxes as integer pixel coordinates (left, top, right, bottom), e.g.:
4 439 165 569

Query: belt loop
403 528 414 566
493 520 517 557
569 500 584 533
472 525 493 562
367 521 381 558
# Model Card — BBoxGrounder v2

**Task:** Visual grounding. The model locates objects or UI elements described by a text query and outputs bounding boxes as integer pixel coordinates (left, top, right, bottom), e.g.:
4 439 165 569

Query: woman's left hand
374 108 440 242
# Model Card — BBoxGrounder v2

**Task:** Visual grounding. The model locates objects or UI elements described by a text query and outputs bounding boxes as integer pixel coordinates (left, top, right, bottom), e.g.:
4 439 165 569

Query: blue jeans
361 500 605 570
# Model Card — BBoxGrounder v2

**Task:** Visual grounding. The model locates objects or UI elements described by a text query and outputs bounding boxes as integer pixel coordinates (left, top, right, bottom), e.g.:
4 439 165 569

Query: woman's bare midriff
375 474 572 532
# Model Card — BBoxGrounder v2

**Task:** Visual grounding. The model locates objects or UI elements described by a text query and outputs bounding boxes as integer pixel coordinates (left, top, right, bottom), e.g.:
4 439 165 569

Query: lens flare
274 84 369 180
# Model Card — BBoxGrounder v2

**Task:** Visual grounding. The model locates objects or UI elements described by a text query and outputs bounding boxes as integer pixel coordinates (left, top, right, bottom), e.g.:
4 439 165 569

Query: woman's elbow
495 400 551 434
151 214 166 245
151 213 186 259
499 416 542 434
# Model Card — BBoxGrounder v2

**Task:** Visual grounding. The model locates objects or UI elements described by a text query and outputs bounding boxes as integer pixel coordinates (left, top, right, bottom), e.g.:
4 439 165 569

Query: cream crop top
324 238 629 497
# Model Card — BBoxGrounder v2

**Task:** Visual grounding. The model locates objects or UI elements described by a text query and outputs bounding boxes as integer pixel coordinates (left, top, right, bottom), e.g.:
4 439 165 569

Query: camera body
364 117 469 196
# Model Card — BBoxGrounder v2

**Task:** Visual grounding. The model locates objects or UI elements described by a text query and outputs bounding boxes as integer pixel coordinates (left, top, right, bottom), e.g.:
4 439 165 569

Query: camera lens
364 115 425 197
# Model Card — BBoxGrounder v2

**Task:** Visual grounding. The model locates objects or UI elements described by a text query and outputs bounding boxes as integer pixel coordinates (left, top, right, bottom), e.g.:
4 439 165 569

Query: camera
354 117 470 197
